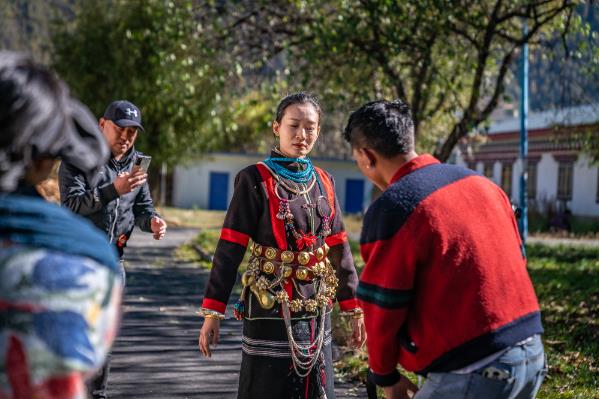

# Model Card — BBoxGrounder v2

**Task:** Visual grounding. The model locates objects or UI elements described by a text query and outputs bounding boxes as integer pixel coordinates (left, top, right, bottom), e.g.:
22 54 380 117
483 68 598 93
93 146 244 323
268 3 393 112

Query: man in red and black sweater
344 100 546 399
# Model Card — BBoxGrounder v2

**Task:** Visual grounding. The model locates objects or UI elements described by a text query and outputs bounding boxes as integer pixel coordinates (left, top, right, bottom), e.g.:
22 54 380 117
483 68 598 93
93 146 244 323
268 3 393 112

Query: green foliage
201 87 279 154
0 0 66 59
571 215 599 235
529 208 550 233
306 1 579 159
216 1 584 161
576 128 599 164
158 206 226 229
51 0 220 165
175 229 220 268
528 206 599 236
6 0 597 164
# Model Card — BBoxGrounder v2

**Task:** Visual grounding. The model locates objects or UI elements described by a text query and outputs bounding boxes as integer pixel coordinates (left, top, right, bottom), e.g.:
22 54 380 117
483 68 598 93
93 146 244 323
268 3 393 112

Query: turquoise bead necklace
263 156 324 194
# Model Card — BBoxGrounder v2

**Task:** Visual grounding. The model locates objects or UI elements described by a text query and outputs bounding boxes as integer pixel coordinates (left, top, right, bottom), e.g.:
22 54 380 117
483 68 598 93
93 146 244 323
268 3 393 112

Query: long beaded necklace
251 153 336 380
282 301 327 378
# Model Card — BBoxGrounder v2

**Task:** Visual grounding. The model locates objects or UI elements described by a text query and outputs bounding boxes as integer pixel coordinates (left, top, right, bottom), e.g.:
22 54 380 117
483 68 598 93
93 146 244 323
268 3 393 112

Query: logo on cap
125 108 138 118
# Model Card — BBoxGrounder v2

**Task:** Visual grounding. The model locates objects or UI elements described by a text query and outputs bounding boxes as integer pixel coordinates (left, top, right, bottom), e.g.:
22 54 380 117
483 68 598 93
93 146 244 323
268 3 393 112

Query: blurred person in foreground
0 52 123 398
344 99 546 399
58 99 166 399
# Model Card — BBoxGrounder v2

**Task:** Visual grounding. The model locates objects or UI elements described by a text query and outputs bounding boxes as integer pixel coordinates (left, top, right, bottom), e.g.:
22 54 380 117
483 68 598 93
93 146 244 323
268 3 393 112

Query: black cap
103 100 144 132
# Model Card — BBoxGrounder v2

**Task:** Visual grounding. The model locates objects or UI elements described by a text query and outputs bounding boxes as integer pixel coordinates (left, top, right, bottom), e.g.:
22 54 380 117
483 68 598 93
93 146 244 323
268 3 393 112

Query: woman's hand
198 317 220 357
350 315 366 349
382 374 418 399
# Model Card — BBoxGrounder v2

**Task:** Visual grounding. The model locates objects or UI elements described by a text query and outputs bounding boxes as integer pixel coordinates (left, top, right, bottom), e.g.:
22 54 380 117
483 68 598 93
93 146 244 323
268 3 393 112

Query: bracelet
196 308 225 320
340 307 364 319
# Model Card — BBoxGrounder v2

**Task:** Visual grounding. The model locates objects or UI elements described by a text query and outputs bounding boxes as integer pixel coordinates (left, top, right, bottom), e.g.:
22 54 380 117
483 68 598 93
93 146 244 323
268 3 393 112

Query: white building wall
512 158 522 202
173 154 262 208
512 159 522 202
492 161 501 185
454 150 599 217
173 154 372 212
313 159 374 213
173 163 206 208
454 149 467 168
474 161 483 174
536 153 559 204
571 155 599 216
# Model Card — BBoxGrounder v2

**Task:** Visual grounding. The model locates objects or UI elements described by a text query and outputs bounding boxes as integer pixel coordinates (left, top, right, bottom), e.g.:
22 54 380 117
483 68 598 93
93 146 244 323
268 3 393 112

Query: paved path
107 228 367 398
350 232 599 248
527 236 599 247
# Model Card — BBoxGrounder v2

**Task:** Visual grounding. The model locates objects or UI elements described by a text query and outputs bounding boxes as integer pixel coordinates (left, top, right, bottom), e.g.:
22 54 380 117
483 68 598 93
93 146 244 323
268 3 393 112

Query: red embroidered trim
201 298 226 314
255 163 287 250
220 228 250 247
338 298 359 311
325 231 348 247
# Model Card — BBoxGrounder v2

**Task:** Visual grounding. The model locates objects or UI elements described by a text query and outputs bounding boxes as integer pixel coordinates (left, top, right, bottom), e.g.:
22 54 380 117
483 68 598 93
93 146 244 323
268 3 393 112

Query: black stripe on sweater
361 163 478 244
357 281 413 309
418 311 544 375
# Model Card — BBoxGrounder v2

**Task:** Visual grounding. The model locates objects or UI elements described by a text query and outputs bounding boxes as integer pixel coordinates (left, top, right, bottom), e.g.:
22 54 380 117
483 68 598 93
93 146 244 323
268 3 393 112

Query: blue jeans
415 335 547 399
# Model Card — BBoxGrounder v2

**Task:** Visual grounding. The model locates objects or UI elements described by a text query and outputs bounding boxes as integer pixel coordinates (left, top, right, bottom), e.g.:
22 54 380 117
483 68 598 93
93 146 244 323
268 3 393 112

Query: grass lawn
157 206 225 229
526 244 599 398
170 207 599 397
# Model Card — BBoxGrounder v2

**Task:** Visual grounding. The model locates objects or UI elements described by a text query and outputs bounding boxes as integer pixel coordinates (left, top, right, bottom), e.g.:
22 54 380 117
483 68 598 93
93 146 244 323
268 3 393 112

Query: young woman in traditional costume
198 92 365 398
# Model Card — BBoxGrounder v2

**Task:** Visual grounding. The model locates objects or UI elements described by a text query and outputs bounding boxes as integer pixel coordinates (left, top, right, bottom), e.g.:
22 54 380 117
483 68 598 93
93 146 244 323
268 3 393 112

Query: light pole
519 21 529 244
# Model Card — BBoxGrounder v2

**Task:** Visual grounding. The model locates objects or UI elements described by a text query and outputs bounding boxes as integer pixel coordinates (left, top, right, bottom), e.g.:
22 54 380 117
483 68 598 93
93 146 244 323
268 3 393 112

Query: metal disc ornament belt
235 243 338 316
234 242 339 379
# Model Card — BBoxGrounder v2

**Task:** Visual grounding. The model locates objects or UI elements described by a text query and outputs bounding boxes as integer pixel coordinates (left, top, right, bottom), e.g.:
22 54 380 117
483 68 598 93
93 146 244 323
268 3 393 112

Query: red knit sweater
358 154 543 385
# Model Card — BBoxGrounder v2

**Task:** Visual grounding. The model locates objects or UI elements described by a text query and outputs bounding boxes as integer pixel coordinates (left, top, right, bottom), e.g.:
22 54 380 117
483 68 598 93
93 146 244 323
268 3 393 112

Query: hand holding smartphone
134 155 152 173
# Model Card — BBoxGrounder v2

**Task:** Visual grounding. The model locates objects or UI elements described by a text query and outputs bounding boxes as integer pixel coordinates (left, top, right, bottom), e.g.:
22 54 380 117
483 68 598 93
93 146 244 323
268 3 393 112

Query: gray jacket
58 147 158 256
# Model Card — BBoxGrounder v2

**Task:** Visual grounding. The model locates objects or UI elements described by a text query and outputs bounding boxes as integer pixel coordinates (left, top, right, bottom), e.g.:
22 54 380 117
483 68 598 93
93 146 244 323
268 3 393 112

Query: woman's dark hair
0 51 108 191
343 99 415 158
275 92 322 124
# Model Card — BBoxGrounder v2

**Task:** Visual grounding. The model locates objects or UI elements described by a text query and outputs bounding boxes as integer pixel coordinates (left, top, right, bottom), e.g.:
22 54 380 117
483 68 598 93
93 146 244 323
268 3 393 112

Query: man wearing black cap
58 99 167 398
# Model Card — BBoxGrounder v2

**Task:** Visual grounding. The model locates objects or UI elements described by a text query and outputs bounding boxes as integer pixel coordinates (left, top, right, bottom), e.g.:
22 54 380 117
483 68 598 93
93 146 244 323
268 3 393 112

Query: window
501 163 512 197
527 162 537 200
557 162 573 201
483 163 494 179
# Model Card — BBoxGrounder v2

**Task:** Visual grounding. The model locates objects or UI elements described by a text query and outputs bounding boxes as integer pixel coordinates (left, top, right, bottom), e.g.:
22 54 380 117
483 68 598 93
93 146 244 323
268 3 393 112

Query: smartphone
134 155 152 173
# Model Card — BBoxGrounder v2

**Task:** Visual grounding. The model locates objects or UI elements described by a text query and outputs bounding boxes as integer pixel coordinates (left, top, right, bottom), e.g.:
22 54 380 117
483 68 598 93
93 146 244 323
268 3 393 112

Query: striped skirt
237 315 335 399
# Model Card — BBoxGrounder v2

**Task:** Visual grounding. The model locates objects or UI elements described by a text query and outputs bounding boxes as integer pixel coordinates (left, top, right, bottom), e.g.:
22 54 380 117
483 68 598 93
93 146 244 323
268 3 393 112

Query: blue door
345 179 364 213
209 172 229 210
